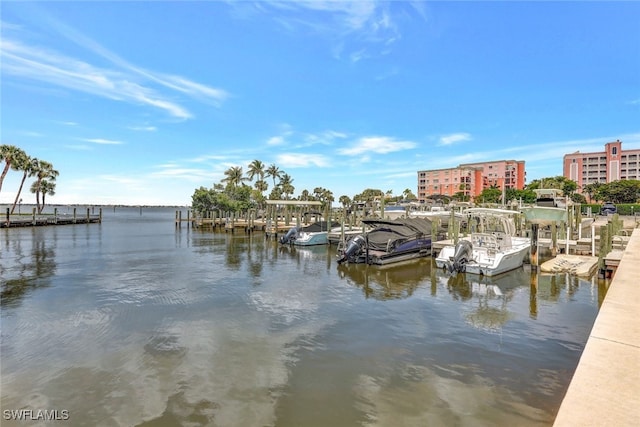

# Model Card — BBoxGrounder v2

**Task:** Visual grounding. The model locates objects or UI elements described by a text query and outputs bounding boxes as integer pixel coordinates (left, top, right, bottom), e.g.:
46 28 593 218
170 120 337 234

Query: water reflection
1 212 606 427
444 272 519 331
337 259 431 300
1 228 57 308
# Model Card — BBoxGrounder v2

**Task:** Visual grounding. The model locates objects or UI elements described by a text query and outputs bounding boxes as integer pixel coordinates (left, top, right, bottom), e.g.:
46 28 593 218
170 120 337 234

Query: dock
1 207 102 228
553 228 640 426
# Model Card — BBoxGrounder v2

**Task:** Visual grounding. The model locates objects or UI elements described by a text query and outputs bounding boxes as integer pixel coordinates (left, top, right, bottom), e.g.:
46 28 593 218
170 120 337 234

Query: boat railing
471 233 500 250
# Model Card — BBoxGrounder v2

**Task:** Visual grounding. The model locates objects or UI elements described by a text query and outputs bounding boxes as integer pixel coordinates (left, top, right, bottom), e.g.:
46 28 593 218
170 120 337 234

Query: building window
612 147 617 155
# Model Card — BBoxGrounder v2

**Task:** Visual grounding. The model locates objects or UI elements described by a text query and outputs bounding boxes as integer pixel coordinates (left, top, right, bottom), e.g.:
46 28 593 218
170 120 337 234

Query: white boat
381 205 408 219
534 189 568 209
520 205 568 225
435 208 530 277
279 221 339 246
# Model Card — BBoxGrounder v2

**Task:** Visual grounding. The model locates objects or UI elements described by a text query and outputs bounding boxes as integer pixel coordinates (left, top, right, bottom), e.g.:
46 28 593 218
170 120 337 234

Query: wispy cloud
265 126 346 148
238 1 404 62
438 133 472 146
82 138 123 145
298 130 347 147
267 136 287 146
150 165 215 182
128 125 157 132
338 136 417 156
276 153 331 168
1 15 229 120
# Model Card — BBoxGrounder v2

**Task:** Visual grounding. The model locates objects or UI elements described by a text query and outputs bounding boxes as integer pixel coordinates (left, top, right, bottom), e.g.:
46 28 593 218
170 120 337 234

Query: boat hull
436 236 530 277
292 231 329 246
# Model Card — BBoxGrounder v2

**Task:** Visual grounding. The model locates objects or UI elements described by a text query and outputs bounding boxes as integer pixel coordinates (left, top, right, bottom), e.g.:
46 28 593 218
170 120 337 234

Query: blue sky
1 1 639 206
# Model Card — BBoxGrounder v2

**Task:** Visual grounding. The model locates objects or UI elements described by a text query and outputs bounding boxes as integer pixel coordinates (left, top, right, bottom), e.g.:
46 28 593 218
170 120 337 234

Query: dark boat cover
361 218 433 251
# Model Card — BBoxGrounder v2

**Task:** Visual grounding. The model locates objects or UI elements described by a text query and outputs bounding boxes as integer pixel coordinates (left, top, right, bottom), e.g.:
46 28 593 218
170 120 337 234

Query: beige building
564 140 640 190
417 160 526 203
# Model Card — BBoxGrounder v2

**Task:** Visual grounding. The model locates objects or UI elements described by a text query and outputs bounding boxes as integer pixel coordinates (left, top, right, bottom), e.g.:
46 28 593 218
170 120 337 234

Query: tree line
191 160 335 214
0 145 59 214
191 159 419 215
472 175 640 205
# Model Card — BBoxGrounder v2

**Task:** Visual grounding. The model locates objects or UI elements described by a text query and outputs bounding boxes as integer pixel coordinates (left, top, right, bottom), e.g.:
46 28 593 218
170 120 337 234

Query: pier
553 228 640 426
1 207 102 228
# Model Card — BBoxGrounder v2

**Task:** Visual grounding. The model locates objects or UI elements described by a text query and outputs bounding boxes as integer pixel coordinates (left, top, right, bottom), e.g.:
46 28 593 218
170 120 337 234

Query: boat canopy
300 221 341 232
361 218 433 251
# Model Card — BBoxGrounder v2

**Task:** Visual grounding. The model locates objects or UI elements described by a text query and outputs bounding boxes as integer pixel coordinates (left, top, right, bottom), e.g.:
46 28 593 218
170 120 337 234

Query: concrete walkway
553 228 640 426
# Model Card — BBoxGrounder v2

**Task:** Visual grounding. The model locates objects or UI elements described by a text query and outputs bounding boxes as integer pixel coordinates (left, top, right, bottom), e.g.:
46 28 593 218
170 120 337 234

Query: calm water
1 207 606 426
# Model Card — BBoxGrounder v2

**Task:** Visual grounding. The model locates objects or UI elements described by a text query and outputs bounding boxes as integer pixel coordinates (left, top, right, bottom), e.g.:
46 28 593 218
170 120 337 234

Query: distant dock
1 207 102 228
174 210 297 236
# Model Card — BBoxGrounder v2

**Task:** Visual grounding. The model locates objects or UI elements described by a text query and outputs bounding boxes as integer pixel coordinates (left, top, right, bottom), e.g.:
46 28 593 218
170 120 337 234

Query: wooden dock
2 208 102 228
174 210 297 236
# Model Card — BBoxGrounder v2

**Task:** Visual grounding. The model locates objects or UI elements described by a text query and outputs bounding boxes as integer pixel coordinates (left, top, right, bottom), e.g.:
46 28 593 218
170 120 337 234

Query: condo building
564 140 640 190
417 160 526 203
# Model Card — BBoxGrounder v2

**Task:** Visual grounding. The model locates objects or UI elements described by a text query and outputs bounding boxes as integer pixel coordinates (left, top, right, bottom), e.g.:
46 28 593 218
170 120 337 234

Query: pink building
417 160 526 203
564 140 640 191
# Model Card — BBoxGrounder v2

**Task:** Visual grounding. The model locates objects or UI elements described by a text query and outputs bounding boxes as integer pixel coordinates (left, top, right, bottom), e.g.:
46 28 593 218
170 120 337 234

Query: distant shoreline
1 203 190 209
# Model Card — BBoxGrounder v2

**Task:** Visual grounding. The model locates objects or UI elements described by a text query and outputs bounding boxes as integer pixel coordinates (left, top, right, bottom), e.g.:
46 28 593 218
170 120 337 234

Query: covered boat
336 218 433 265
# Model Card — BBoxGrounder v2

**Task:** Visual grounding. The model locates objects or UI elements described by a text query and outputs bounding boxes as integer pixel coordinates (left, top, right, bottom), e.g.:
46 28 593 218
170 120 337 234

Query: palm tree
279 173 294 200
222 166 246 188
266 164 281 191
247 160 265 183
11 155 38 214
40 179 56 211
255 179 268 195
0 145 26 194
31 160 59 213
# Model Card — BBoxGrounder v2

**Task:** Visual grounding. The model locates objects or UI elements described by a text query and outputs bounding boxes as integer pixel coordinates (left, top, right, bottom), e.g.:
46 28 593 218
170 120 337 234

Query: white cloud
241 1 402 62
267 136 286 146
83 138 123 145
338 136 417 156
438 133 472 146
1 17 229 120
276 153 331 168
128 125 157 132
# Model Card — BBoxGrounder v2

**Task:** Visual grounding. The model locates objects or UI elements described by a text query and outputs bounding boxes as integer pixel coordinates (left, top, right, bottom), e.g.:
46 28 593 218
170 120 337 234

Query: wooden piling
530 223 539 271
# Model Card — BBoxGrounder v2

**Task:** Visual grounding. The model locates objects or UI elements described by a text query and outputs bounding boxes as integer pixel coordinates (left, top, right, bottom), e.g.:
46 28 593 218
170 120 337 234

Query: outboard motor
337 235 366 264
448 240 473 273
279 227 299 245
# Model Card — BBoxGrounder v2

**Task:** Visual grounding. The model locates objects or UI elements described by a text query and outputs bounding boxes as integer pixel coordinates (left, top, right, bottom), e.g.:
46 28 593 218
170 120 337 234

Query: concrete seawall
553 228 640 426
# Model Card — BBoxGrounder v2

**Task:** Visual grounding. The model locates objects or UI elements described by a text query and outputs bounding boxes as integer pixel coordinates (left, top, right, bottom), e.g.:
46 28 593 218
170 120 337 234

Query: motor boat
336 218 433 265
435 208 530 277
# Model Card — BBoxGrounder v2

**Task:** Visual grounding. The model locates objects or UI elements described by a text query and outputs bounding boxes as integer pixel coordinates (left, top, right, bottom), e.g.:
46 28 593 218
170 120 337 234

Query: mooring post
54 207 58 224
530 223 539 271
550 222 557 256
5 207 9 227
73 208 77 224
529 268 538 320
32 207 36 225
